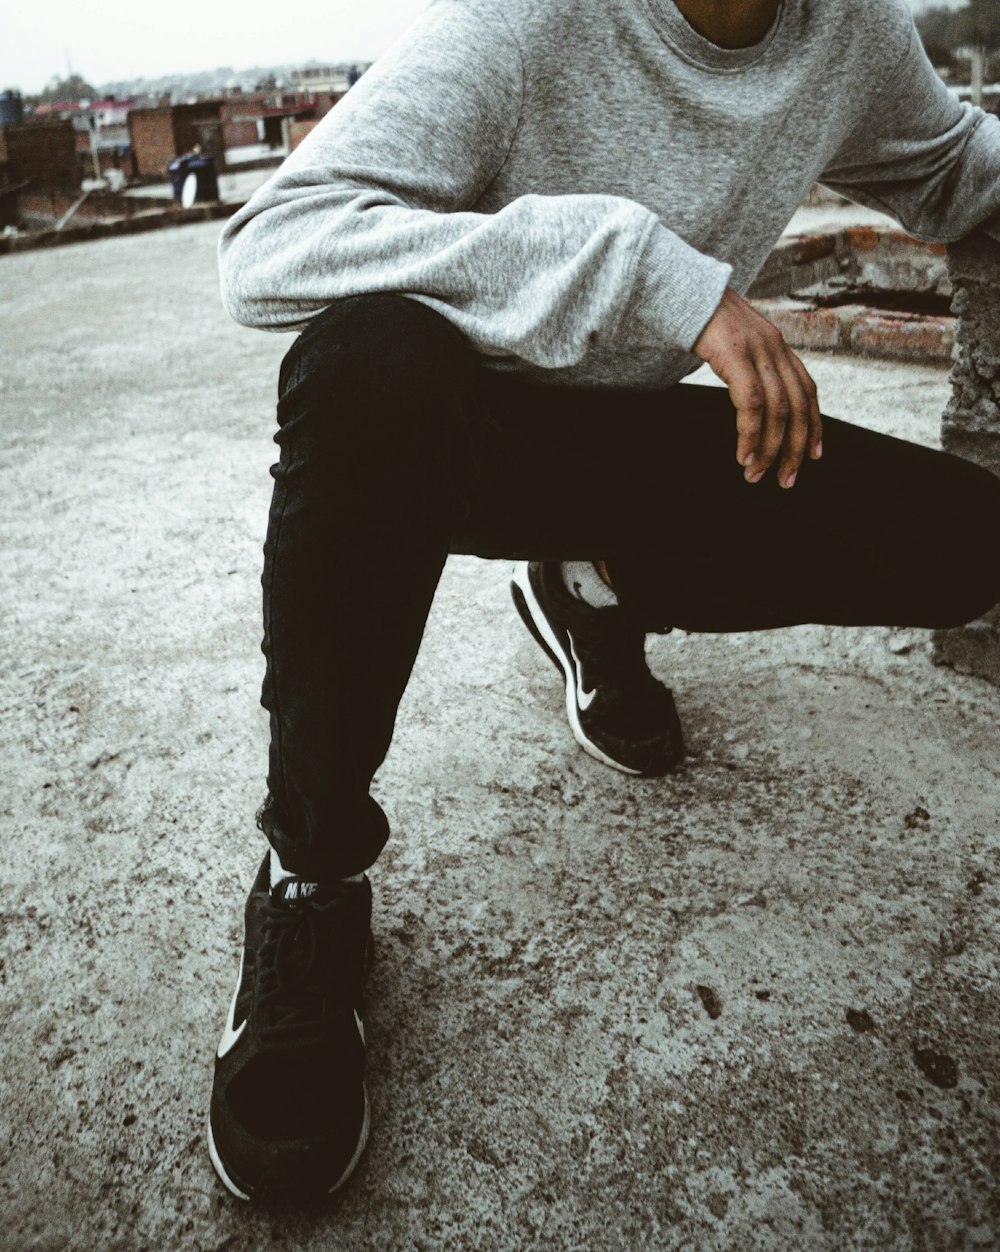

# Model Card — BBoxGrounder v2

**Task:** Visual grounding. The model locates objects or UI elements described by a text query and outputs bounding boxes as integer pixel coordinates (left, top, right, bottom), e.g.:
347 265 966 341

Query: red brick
753 300 843 351
849 311 954 362
842 225 880 252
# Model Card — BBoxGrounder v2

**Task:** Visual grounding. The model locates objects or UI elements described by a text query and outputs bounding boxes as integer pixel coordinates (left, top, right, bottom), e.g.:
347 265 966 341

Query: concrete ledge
0 200 238 255
933 232 1000 685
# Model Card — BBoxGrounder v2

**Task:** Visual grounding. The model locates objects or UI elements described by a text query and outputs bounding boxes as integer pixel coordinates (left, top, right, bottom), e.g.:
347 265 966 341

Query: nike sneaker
510 560 684 776
208 854 374 1201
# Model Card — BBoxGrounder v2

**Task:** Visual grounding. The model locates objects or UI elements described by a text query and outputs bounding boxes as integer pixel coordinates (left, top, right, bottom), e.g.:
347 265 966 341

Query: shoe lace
256 895 360 1045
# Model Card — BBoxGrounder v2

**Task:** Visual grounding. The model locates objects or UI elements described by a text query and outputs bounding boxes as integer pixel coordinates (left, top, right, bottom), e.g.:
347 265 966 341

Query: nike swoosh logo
569 637 597 711
217 951 248 1058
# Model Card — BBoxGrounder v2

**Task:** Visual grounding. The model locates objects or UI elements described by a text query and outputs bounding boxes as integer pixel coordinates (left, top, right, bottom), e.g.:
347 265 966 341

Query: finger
795 353 821 460
747 350 789 482
723 356 765 469
788 353 823 460
775 357 812 488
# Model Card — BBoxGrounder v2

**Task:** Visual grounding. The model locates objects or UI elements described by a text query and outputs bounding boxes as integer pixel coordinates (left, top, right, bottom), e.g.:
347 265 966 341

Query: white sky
2 0 957 97
3 0 430 94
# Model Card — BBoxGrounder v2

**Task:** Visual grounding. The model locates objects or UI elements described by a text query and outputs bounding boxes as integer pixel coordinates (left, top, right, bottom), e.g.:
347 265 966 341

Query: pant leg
259 293 512 880
591 384 1000 632
451 374 1000 634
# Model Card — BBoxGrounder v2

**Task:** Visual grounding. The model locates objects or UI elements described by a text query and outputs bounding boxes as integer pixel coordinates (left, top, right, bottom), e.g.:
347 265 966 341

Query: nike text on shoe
208 854 375 1202
511 560 685 777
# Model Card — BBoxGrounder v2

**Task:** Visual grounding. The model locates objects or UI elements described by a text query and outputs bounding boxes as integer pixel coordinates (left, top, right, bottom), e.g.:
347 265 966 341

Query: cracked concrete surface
1 222 999 1250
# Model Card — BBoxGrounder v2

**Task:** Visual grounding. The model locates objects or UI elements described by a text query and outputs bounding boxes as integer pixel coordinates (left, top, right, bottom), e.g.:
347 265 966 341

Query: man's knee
282 292 478 407
273 293 484 507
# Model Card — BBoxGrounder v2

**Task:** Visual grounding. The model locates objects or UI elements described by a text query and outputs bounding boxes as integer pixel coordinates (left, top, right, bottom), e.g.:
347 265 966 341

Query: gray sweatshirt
218 0 1000 390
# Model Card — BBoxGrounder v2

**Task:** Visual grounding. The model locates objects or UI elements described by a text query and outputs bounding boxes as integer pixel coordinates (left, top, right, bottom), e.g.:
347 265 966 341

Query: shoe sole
207 1083 371 1202
511 562 642 776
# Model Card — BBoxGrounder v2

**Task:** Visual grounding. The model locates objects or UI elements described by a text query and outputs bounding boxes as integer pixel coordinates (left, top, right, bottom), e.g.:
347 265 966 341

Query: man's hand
694 287 823 488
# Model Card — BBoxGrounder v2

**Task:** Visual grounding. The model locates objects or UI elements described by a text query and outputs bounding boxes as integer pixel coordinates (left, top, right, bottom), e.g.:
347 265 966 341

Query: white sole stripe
330 1084 371 1192
207 1113 250 1201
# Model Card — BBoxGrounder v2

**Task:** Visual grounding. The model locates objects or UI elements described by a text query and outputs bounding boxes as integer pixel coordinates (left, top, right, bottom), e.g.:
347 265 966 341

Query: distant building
31 101 78 116
220 88 342 152
221 92 296 148
0 120 78 192
18 97 137 180
257 104 319 150
91 98 133 128
128 101 224 176
291 64 368 95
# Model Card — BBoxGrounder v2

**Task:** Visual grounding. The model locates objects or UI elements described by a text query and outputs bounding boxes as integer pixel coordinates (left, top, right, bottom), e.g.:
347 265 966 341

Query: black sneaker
208 854 374 1201
511 560 684 777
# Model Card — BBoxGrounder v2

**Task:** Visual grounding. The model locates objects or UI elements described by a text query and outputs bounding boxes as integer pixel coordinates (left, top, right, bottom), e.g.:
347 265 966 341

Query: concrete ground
1 221 999 1252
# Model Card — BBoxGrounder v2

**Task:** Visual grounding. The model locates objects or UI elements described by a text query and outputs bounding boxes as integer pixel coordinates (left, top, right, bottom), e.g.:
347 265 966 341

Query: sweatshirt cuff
619 223 733 353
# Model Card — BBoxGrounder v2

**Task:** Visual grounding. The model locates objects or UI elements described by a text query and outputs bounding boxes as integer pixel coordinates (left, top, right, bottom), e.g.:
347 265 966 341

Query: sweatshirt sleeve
217 0 732 369
819 13 1000 244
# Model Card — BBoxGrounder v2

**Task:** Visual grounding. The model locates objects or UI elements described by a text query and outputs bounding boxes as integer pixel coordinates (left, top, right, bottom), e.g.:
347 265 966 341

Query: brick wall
129 109 177 177
222 118 259 148
0 121 78 189
933 232 1000 685
15 186 174 228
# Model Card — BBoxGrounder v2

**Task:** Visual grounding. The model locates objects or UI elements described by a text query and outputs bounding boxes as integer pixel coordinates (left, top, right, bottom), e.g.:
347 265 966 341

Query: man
209 0 1000 1200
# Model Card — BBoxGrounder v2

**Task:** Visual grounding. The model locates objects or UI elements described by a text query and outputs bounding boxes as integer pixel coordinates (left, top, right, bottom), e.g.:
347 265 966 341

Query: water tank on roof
0 90 24 126
167 153 220 205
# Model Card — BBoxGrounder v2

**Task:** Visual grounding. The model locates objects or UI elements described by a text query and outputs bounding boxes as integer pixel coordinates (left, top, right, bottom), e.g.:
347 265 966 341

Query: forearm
219 184 730 367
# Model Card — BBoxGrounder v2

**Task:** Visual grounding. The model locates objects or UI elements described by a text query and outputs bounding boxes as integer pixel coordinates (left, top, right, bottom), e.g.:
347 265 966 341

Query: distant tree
921 39 959 72
918 6 957 49
961 0 1000 48
33 73 98 104
918 2 1000 53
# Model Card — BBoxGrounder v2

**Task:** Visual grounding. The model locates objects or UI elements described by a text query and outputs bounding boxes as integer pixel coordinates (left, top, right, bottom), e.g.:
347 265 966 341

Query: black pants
259 293 1000 879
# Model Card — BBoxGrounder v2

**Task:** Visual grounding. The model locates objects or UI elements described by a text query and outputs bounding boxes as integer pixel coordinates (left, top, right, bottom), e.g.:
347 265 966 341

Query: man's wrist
622 225 733 353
